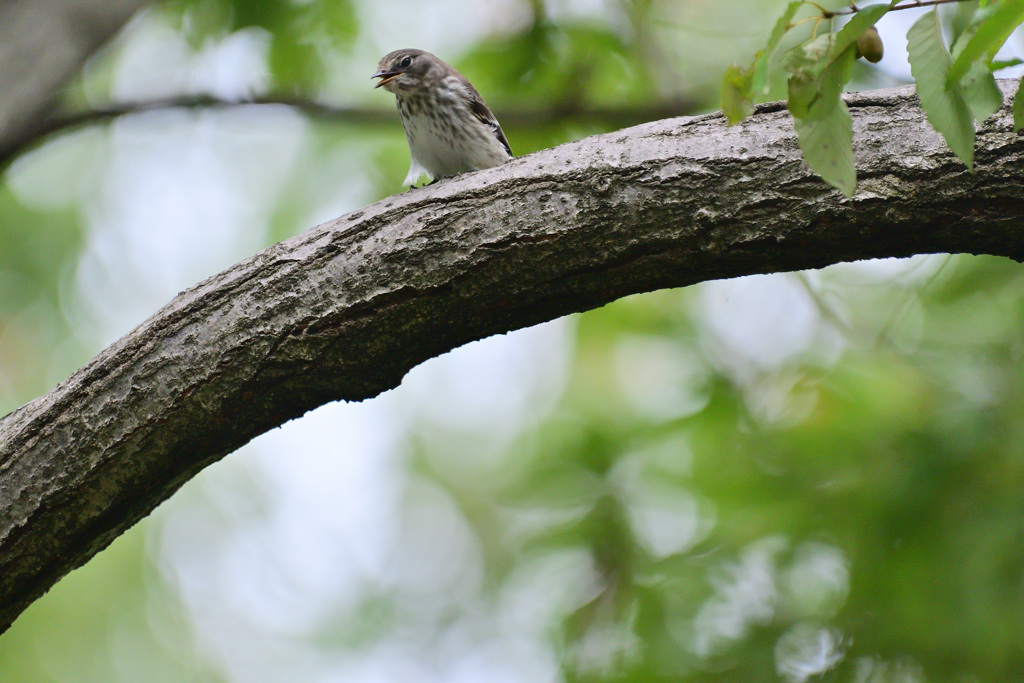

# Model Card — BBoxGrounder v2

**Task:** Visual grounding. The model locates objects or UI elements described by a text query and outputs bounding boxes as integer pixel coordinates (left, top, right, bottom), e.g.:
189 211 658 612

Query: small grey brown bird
372 49 512 188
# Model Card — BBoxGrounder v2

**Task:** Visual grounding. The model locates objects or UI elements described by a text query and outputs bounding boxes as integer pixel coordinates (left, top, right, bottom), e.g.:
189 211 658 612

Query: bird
372 49 512 188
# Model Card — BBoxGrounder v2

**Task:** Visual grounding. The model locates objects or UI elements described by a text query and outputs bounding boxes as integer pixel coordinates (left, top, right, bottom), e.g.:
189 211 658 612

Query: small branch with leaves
823 0 977 18
722 0 1024 196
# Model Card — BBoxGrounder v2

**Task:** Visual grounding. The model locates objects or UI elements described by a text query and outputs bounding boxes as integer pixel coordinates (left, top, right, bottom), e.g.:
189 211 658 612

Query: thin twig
824 0 970 18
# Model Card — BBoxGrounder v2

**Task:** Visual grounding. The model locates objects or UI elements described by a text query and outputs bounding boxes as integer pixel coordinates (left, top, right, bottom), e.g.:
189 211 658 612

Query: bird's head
372 49 438 93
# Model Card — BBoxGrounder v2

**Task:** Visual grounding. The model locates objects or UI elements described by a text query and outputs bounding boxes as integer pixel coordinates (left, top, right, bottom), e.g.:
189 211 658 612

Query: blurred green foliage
2 1 1024 682
164 0 358 91
0 186 87 408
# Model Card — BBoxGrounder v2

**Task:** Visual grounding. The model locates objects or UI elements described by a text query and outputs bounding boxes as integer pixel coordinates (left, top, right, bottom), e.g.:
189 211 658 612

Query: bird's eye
400 56 412 68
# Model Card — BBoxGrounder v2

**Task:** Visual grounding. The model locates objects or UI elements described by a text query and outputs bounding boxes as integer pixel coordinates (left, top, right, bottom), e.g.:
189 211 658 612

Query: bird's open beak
372 70 401 88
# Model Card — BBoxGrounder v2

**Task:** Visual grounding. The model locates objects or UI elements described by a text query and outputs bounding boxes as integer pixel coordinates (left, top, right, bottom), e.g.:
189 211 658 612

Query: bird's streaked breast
396 90 511 181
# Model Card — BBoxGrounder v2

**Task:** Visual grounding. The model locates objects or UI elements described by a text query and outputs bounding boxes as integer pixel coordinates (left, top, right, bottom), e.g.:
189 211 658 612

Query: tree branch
0 0 151 157
823 0 971 18
0 94 701 168
2 81 1024 633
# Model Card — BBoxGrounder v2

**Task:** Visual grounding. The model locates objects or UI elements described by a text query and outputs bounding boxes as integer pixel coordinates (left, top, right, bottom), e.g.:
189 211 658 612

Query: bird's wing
468 92 513 159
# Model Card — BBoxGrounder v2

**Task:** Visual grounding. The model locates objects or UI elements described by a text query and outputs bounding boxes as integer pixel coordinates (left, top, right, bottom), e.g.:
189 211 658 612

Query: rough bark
0 0 150 157
2 81 1024 633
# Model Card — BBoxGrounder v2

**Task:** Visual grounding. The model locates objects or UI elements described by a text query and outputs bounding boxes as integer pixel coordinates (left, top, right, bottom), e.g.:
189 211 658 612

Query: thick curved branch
2 82 1024 633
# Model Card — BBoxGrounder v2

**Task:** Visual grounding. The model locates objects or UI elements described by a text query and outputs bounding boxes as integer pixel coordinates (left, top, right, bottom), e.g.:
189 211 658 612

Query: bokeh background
3 1 1024 681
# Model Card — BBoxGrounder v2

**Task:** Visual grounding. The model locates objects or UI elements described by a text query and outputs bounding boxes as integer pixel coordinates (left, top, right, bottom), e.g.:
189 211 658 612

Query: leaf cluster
723 0 1024 196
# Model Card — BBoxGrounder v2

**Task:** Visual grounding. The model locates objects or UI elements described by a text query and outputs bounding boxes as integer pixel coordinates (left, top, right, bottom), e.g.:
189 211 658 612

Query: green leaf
950 0 981 46
830 3 890 61
950 8 1006 122
784 3 887 119
722 65 755 124
1014 78 1024 132
723 0 803 123
792 48 857 196
907 10 975 169
960 62 1004 122
989 58 1024 71
948 0 1024 85
752 0 803 95
794 99 856 197
784 33 837 119
783 32 834 74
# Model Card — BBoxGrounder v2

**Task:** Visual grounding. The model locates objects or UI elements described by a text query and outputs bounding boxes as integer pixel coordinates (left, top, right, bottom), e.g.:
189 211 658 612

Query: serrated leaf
787 73 817 120
950 8 1006 121
815 40 855 114
961 62 1004 121
786 31 856 122
948 0 1024 85
752 0 803 95
822 41 856 102
908 10 975 169
722 64 755 124
792 48 857 196
795 99 856 197
1014 78 1024 132
783 32 835 76
785 33 831 119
